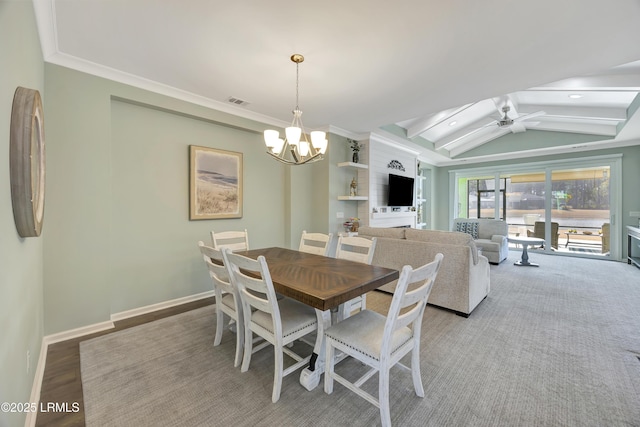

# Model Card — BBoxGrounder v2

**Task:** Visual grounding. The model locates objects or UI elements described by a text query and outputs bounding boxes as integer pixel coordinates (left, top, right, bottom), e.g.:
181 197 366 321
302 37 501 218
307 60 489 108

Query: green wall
43 64 326 332
0 2 45 426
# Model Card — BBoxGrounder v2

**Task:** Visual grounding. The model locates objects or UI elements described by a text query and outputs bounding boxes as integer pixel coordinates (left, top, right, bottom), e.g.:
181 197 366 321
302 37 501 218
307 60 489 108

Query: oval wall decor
10 87 46 237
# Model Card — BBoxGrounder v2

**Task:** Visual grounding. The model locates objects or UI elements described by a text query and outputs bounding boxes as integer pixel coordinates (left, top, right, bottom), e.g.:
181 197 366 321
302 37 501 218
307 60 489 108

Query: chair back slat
204 258 234 296
211 229 249 252
383 253 443 349
223 251 278 316
336 235 377 265
299 230 333 256
199 241 230 282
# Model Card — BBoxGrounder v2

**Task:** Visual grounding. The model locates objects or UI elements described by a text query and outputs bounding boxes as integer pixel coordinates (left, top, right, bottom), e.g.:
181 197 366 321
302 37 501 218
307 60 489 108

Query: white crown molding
437 138 639 167
369 132 421 156
32 1 290 130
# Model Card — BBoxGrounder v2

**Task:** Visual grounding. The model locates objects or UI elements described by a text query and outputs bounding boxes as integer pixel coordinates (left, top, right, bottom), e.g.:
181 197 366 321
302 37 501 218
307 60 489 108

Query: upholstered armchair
452 218 509 264
527 221 559 249
601 223 610 254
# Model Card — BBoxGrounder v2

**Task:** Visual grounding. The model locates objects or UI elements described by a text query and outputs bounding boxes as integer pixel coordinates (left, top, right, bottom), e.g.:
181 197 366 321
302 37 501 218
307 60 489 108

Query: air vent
226 97 250 107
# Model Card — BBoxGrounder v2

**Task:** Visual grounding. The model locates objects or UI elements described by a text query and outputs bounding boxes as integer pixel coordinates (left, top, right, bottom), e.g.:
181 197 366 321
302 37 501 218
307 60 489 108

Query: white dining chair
335 235 377 319
223 249 318 403
211 229 249 252
198 241 243 367
324 253 444 427
298 230 333 256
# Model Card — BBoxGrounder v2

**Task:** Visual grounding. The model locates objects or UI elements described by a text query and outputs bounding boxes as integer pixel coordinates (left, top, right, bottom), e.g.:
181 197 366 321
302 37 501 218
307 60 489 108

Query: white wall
363 135 418 228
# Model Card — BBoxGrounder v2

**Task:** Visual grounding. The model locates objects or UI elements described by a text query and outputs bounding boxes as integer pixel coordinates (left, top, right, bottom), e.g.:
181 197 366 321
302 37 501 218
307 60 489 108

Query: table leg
299 308 331 391
515 243 539 267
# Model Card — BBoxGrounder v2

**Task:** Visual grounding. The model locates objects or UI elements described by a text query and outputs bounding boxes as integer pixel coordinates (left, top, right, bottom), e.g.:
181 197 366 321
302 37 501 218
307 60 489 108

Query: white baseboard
24 290 215 426
25 338 49 427
110 290 214 322
44 320 116 346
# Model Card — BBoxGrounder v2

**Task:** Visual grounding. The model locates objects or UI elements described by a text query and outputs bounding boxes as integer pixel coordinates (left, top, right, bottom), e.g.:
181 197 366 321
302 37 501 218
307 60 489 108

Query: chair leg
360 293 367 310
214 304 224 346
379 366 391 427
241 323 253 373
272 344 284 403
411 345 424 397
324 339 335 394
233 317 243 368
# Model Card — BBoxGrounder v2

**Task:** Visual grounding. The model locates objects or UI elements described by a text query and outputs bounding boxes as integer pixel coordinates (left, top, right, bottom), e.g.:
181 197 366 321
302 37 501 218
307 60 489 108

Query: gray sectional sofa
357 226 490 317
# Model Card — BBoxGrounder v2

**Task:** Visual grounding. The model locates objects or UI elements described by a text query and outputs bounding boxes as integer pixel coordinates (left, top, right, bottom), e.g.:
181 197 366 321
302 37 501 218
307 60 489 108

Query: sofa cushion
405 228 469 245
455 220 479 239
371 237 469 293
357 226 406 240
405 229 478 265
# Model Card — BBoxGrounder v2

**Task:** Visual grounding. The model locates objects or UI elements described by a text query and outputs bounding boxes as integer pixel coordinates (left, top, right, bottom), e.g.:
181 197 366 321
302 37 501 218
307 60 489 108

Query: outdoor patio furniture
527 221 559 249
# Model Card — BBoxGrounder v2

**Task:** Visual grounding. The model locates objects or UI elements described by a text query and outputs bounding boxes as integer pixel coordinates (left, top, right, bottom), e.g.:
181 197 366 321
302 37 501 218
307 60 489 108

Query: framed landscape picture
189 145 243 220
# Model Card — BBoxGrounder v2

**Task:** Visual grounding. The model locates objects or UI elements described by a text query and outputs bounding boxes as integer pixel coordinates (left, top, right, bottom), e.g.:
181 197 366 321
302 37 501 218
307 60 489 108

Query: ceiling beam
518 104 628 120
447 127 510 157
531 120 618 136
434 117 498 150
406 104 474 139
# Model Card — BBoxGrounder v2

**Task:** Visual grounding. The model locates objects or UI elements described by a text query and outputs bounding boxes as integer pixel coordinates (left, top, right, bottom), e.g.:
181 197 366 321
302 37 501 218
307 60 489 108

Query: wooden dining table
237 246 399 390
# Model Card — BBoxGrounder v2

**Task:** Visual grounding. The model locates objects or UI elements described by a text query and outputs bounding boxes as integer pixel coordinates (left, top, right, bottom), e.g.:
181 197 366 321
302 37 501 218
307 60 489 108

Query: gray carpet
80 252 640 426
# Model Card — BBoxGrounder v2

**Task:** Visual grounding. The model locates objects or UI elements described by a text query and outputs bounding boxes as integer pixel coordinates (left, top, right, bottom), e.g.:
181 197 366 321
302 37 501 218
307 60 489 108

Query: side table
508 236 545 267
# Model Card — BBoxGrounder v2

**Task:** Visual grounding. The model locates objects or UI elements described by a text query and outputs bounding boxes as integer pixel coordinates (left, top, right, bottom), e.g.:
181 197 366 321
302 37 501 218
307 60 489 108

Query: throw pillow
456 221 479 239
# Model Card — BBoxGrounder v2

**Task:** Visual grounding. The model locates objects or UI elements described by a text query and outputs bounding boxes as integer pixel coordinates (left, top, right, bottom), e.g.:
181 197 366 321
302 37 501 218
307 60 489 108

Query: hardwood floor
35 297 214 427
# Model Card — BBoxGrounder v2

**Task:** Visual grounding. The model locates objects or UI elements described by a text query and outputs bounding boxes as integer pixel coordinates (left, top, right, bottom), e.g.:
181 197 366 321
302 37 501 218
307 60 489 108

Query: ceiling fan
494 105 545 133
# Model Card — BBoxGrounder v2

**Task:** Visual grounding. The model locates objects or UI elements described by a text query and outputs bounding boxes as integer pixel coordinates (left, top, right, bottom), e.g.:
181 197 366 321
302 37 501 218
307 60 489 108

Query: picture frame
189 145 243 220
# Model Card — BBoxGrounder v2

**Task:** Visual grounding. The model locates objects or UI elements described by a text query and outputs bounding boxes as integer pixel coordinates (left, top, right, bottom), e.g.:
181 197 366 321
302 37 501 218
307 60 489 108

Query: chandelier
264 54 327 165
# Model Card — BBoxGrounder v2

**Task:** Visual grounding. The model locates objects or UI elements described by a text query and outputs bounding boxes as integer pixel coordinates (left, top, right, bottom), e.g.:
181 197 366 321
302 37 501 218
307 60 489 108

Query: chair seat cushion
252 298 317 337
220 293 236 309
325 310 412 361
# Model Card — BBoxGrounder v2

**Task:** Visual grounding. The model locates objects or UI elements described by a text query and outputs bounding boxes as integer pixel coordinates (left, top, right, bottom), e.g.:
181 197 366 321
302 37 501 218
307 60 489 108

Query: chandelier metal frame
263 54 327 165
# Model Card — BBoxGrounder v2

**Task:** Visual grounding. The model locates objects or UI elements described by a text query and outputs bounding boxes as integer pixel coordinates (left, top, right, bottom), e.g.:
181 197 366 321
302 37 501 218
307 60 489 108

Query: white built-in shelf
371 211 416 219
337 162 368 169
338 196 368 201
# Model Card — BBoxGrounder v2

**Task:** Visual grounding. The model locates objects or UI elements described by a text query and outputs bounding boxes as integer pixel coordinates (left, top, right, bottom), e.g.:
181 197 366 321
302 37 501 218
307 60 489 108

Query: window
451 155 621 259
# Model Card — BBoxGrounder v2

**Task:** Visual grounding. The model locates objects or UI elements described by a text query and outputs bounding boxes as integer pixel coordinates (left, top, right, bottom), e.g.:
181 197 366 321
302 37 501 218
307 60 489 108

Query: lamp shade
298 140 309 156
310 131 326 147
272 138 285 154
264 129 280 148
285 126 301 146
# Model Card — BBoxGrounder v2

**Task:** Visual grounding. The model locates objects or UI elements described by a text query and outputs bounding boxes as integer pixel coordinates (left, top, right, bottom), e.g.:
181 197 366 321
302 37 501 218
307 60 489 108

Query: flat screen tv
387 173 414 206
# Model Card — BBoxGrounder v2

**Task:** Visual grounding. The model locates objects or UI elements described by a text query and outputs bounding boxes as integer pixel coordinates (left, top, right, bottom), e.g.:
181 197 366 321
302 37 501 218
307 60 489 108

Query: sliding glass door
452 155 620 260
464 177 505 220
550 167 611 257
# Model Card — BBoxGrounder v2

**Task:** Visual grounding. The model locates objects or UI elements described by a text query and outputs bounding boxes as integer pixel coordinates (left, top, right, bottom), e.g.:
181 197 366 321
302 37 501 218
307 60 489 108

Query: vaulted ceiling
394 65 640 163
33 0 640 166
